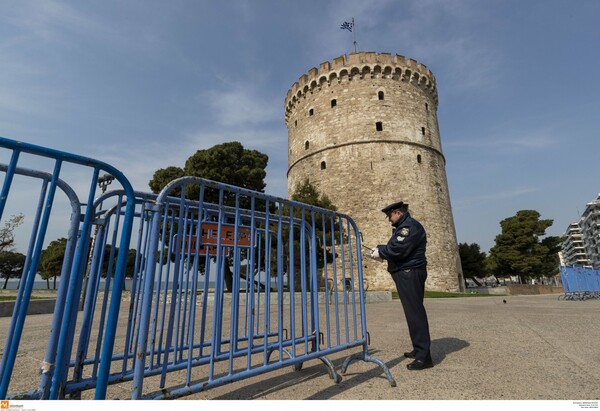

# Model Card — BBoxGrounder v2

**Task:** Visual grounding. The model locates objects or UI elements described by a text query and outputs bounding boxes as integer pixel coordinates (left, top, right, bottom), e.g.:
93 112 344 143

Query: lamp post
81 174 114 309
98 174 114 193
97 174 115 205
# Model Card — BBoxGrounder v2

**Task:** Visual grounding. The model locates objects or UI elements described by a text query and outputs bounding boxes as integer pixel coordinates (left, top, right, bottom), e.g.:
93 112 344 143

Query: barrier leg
318 356 342 383
341 345 397 387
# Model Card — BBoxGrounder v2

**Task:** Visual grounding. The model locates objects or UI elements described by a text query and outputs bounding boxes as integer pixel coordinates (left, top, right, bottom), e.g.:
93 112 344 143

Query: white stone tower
285 52 463 292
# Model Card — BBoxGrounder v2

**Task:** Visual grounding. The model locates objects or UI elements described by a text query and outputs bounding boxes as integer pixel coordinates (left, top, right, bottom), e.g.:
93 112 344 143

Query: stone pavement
1 293 599 400
185 293 600 400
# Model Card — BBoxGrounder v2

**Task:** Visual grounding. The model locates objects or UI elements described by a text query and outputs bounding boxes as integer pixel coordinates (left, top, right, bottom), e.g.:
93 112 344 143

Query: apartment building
579 194 600 267
560 222 590 266
563 194 600 267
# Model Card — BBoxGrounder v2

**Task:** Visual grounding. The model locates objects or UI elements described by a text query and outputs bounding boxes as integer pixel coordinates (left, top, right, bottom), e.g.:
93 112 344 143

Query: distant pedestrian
370 201 433 370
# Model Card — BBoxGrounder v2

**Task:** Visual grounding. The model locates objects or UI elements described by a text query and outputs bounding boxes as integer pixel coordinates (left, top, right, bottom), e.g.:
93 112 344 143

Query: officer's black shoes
403 350 416 359
406 359 434 370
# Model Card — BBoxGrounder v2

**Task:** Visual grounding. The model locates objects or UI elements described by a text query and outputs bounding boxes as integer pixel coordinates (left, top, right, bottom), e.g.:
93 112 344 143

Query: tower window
309 108 314 116
305 141 310 150
331 99 337 108
425 103 429 111
294 120 297 127
321 161 327 170
376 122 383 131
378 91 384 100
417 154 422 163
421 127 425 135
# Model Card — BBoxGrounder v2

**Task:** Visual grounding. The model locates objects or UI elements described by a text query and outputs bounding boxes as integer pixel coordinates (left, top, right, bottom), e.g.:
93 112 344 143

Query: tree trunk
292 265 313 292
2 276 8 289
224 261 233 292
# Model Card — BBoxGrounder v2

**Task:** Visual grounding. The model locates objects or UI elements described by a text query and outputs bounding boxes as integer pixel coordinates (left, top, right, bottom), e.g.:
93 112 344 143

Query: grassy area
391 290 498 299
0 296 54 302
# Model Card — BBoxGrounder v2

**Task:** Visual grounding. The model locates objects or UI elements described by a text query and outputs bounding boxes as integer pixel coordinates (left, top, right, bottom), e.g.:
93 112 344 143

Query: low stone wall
0 299 56 317
466 284 564 296
467 286 507 295
0 291 391 318
506 284 564 295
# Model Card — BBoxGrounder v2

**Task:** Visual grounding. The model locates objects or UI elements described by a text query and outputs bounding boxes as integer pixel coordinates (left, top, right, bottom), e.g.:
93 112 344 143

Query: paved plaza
187 293 600 400
1 293 599 400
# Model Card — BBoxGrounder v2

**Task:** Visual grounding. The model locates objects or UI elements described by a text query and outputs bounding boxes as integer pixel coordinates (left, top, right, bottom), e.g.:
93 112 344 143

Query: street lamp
81 173 115 309
97 174 114 212
98 174 115 194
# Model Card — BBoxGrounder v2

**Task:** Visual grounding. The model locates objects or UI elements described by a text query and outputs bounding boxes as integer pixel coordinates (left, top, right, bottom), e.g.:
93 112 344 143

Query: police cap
381 201 407 215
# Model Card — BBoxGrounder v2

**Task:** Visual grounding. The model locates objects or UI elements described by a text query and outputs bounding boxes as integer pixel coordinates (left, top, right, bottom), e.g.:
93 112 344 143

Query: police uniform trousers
391 268 432 363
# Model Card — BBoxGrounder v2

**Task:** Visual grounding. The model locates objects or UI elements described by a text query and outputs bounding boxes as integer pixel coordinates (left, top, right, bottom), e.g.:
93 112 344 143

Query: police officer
370 201 433 370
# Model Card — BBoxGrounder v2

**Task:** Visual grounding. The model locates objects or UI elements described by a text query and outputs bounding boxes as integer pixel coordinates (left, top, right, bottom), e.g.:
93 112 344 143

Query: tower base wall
288 142 464 292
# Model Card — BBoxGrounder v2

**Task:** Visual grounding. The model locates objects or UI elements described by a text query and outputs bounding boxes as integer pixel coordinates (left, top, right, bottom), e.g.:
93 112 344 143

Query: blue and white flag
340 21 353 32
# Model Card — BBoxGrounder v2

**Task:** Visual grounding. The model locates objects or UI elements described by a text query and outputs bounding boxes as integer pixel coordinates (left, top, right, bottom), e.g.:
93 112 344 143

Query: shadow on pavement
431 337 470 364
211 350 404 400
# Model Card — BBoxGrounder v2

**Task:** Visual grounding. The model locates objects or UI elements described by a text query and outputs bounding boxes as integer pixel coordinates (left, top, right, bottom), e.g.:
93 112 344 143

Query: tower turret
285 52 463 292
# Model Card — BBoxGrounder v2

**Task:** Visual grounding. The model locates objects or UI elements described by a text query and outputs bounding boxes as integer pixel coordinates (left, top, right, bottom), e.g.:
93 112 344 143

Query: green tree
0 213 26 289
488 210 562 283
99 244 118 278
0 213 24 252
288 178 338 291
291 178 337 212
149 142 268 204
126 249 139 278
538 235 563 278
185 142 267 191
148 141 269 291
458 242 488 286
0 251 26 289
148 166 185 196
39 238 68 290
96 245 145 291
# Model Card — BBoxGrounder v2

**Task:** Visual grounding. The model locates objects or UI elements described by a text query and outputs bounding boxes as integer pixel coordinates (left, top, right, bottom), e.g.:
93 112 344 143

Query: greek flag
340 21 353 32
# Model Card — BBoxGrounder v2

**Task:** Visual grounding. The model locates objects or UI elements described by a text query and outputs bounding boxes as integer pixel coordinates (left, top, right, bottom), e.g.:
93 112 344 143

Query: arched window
421 127 426 135
309 108 314 116
378 91 384 100
331 99 337 108
417 154 422 164
321 161 327 170
376 122 383 131
305 141 310 150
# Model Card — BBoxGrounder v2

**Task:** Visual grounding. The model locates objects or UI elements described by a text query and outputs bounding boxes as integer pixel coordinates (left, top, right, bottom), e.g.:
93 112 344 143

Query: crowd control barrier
0 136 137 399
559 266 600 300
0 136 395 400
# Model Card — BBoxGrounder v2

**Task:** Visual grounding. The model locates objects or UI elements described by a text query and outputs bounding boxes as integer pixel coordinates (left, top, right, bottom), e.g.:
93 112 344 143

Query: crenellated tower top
284 52 438 125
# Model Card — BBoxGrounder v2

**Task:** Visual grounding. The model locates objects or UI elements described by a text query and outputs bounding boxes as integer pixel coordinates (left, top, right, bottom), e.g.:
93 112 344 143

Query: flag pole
352 17 357 52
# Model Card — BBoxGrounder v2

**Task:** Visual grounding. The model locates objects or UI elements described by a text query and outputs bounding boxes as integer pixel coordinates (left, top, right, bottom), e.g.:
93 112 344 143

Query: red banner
178 223 251 255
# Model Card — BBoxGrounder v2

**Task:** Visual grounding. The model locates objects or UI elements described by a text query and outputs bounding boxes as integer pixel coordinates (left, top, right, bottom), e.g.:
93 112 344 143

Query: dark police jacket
376 212 427 273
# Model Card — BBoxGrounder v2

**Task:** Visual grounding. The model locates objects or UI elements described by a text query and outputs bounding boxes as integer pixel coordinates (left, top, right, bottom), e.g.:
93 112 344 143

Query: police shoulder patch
399 227 410 237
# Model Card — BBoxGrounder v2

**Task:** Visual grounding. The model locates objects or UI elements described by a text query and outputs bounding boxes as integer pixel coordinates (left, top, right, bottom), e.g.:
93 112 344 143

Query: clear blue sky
1 0 599 253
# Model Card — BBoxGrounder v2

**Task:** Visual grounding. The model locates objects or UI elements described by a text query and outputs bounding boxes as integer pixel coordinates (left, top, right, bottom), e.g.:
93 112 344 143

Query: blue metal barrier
0 136 137 399
123 177 395 399
0 163 81 399
559 266 600 300
0 136 395 400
